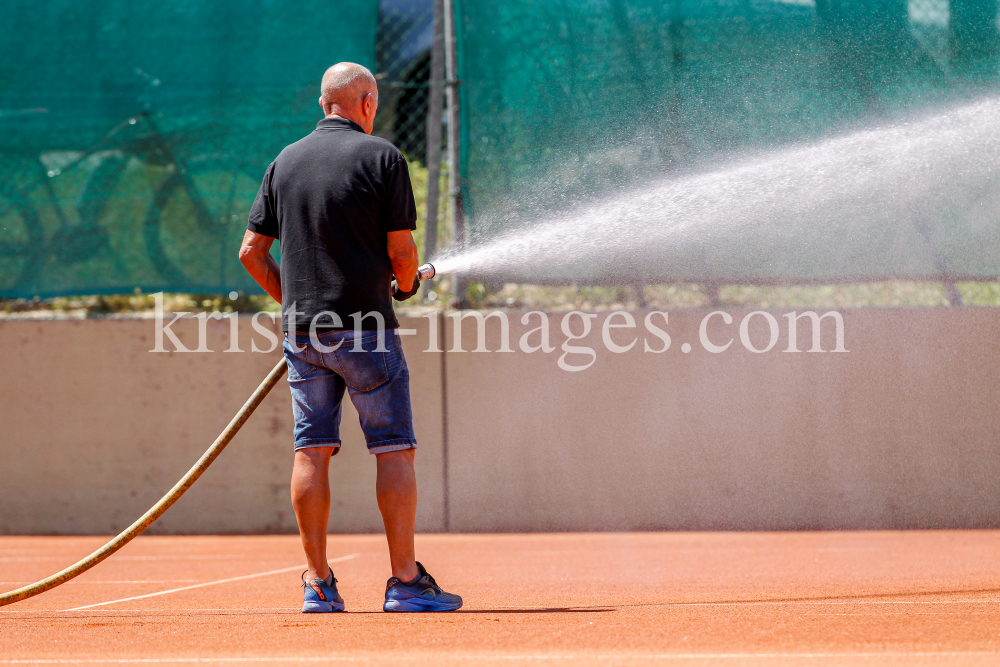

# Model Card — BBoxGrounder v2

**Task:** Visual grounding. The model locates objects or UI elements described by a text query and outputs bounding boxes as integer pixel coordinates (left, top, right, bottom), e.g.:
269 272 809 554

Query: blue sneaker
301 570 345 613
383 562 463 612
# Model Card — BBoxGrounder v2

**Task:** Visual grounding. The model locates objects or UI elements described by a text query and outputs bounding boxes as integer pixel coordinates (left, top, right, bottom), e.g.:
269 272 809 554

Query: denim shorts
283 328 416 455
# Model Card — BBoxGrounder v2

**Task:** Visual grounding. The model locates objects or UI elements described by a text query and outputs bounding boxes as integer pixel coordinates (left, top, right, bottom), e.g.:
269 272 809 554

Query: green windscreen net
456 0 1000 284
0 0 377 298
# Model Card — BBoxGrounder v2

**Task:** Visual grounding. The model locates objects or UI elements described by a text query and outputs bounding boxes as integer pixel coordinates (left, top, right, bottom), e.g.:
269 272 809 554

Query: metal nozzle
416 263 436 281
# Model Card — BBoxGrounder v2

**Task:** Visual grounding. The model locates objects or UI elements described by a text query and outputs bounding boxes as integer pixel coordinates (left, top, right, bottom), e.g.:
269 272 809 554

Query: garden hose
0 357 288 607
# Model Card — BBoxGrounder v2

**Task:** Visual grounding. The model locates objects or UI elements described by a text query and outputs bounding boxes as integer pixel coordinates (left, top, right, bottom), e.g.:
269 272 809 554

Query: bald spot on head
320 62 378 108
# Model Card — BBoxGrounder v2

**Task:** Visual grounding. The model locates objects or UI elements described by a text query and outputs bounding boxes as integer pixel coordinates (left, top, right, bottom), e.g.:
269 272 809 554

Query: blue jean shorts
283 328 416 455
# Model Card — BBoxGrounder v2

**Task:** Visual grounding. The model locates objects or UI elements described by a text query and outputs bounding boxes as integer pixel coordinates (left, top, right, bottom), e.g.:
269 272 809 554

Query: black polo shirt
247 117 417 331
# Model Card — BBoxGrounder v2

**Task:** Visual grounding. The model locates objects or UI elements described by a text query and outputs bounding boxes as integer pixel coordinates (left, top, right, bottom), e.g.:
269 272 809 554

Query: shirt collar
315 116 365 133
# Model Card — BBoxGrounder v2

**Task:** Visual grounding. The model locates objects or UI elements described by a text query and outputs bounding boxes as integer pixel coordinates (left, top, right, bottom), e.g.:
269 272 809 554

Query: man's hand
239 230 282 303
391 276 421 301
387 230 418 295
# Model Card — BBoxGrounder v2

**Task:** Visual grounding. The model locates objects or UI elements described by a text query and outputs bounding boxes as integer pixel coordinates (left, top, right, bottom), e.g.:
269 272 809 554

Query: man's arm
239 230 282 303
387 229 419 292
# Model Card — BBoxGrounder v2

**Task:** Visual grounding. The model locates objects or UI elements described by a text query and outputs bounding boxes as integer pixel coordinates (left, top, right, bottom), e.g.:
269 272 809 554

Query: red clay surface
2 531 1000 665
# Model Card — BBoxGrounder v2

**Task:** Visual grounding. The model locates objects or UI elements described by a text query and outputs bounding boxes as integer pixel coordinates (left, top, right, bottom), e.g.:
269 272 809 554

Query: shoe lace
421 572 442 592
386 569 441 594
301 570 337 588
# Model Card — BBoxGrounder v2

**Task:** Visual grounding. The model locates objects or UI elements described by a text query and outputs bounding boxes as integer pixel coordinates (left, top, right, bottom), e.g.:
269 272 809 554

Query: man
239 62 461 614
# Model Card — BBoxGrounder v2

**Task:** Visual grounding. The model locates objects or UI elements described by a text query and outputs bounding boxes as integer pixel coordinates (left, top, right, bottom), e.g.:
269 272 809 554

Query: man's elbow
238 244 257 268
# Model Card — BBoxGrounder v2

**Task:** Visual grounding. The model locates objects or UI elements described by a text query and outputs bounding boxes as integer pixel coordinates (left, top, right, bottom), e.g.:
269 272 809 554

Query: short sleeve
382 158 418 232
247 162 279 238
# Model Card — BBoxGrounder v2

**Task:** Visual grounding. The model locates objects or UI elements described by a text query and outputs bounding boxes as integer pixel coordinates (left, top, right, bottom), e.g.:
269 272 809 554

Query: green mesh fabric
0 0 377 297
457 0 1000 283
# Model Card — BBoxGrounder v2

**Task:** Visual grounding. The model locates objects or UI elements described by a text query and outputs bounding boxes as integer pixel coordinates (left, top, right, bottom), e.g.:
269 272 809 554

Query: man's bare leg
291 447 337 582
375 448 419 582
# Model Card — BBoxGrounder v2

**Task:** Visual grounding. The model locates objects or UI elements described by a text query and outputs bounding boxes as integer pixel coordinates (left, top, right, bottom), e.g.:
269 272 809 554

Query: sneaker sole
383 598 462 612
302 600 346 613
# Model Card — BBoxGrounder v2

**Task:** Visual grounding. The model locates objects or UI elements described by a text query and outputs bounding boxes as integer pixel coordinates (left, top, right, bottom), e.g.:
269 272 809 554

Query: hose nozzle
392 263 435 302
416 263 436 282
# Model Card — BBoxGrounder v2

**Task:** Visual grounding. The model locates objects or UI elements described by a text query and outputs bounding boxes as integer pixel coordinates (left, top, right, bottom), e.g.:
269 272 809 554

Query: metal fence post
443 0 467 308
423 0 445 295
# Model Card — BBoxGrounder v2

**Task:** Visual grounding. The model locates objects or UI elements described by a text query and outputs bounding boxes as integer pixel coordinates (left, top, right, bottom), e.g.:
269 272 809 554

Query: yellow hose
0 357 288 607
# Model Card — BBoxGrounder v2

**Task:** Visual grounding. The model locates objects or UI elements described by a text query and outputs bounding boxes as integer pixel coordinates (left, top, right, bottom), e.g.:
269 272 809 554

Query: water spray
431 98 1000 284
0 358 288 607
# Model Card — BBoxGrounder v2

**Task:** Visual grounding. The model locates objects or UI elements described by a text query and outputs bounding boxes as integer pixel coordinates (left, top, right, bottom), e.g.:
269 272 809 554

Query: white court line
0 581 200 585
612 599 1000 607
811 611 997 616
64 553 359 611
0 556 261 563
0 608 300 614
2 652 1000 663
3 596 993 615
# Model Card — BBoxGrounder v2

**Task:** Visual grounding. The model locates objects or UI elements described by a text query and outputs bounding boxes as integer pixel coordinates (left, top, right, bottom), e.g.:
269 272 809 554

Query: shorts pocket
284 338 322 381
331 333 390 391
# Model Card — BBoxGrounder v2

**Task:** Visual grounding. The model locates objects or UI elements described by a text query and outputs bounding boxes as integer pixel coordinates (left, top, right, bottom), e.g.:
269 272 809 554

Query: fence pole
443 0 467 308
423 0 445 296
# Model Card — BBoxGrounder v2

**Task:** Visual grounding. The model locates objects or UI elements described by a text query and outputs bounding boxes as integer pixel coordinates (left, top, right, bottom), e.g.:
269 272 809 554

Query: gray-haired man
240 62 461 613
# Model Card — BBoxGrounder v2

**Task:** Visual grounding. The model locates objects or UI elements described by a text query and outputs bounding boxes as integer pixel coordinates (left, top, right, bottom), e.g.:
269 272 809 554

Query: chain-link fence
5 0 1000 308
374 0 436 167
0 0 443 301
0 0 378 299
372 0 451 290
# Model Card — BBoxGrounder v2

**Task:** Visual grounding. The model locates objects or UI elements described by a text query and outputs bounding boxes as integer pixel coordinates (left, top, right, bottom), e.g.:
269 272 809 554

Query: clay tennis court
2 531 999 665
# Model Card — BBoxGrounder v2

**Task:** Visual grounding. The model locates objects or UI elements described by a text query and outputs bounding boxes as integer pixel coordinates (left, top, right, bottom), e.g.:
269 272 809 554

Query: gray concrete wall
0 317 443 535
1 308 998 534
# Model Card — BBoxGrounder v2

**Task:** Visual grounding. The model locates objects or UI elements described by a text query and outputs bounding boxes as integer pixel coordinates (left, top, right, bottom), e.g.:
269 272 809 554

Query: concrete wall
0 317 443 535
1 308 999 534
